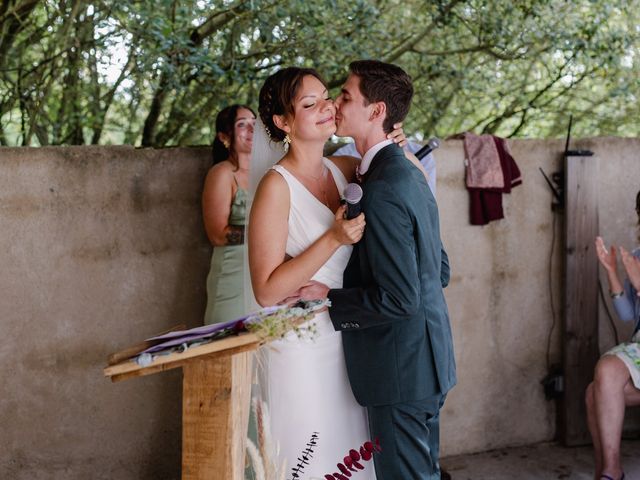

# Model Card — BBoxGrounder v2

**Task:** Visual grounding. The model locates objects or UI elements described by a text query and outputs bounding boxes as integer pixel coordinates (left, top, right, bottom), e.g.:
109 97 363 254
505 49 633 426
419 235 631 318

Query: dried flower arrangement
245 299 328 342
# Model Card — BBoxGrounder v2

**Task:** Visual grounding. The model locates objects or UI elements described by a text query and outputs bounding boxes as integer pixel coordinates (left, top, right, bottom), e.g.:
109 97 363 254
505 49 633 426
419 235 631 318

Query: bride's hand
387 122 408 148
329 205 365 245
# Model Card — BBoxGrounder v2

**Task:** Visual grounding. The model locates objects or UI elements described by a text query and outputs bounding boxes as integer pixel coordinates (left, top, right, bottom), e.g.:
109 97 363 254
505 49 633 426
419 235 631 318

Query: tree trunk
141 70 169 147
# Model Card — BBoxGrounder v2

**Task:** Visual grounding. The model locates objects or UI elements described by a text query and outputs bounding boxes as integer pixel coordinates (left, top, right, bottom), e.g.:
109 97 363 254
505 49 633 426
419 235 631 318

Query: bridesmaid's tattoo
226 225 245 245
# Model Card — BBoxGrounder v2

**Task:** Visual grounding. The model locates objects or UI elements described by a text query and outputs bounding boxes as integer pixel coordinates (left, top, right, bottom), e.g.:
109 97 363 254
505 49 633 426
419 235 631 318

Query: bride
248 67 410 479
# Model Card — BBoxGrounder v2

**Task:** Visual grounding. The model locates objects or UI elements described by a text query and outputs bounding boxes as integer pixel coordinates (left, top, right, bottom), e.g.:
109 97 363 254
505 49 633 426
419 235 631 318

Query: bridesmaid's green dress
203 183 247 325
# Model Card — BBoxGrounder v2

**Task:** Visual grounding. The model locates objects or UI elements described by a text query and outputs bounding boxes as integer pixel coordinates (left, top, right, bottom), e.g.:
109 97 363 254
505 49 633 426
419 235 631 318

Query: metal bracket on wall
541 364 564 400
539 167 565 212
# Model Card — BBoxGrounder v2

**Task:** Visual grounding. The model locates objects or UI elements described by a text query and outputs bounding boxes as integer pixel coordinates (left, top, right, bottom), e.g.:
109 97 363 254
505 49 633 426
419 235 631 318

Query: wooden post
182 351 252 480
561 154 599 446
105 333 261 479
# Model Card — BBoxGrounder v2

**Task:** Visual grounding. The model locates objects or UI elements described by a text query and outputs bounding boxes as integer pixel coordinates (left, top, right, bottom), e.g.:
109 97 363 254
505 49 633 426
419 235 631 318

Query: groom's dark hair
349 60 413 134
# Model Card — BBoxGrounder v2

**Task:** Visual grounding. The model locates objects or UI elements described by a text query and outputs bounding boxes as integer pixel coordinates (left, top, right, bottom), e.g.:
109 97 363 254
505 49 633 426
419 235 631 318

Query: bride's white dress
258 158 376 479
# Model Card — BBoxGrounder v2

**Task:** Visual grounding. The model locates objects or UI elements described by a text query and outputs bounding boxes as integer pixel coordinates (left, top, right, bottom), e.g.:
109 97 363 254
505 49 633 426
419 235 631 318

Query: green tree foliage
0 0 638 146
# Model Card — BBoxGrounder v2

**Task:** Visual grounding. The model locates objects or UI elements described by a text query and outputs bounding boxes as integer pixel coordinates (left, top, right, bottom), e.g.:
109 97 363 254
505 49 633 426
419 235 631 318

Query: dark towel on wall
468 136 522 226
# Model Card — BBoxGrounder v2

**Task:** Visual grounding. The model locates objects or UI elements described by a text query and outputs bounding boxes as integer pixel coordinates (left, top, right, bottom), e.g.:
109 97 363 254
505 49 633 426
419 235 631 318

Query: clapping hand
620 246 640 293
595 236 617 273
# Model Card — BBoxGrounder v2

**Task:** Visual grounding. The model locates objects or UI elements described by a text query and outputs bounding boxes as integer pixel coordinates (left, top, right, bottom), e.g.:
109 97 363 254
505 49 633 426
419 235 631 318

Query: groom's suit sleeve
329 180 421 330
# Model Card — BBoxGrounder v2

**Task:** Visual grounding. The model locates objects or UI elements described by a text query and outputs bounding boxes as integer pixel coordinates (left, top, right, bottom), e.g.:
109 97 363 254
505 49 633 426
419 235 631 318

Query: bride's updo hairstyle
258 67 327 142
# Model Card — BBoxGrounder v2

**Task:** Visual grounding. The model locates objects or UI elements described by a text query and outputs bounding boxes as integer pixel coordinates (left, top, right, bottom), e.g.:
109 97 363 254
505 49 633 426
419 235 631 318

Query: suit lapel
361 143 403 183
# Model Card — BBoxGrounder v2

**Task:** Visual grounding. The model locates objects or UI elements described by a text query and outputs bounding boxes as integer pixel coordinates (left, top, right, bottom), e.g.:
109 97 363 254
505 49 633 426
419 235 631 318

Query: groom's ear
369 101 387 123
273 114 291 134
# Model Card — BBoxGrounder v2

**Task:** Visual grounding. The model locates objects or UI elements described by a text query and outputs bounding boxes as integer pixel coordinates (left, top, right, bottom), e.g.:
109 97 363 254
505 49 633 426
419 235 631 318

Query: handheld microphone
415 137 440 160
343 183 363 220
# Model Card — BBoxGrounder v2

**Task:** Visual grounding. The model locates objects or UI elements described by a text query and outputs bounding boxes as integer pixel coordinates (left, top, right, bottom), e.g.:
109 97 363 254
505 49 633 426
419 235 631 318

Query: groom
300 60 456 479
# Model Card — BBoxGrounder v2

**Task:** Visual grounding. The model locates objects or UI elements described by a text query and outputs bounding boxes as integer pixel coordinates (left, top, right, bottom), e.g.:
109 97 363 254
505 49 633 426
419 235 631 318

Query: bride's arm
249 171 365 306
404 150 431 184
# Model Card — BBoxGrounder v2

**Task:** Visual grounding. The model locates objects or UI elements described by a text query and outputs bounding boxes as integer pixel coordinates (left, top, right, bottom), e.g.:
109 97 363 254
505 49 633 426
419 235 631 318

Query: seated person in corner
586 189 640 480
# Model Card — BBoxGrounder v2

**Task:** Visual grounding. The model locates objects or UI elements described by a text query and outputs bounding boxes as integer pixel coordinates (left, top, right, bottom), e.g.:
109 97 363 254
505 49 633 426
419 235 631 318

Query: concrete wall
0 139 638 477
437 137 640 455
437 138 561 455
0 146 212 479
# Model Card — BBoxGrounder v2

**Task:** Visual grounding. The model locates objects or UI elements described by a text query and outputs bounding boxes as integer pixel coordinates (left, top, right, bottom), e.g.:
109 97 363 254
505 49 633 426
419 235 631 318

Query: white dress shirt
358 139 393 176
333 139 437 194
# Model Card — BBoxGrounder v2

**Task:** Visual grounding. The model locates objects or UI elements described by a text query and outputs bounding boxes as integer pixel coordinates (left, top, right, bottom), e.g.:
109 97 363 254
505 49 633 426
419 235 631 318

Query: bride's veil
249 117 286 197
244 117 286 313
243 117 287 475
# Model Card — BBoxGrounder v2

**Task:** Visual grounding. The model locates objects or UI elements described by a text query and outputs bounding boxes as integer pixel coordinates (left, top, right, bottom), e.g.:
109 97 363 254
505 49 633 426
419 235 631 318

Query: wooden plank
107 324 187 365
182 351 253 480
103 331 262 379
562 154 600 446
109 342 258 383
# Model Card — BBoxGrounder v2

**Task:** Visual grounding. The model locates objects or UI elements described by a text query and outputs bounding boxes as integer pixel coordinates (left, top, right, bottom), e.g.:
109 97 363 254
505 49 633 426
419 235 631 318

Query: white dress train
257 158 376 480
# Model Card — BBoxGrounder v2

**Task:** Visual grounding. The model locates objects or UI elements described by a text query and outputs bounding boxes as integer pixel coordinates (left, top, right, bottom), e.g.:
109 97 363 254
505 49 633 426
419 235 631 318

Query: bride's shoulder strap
252 167 292 209
270 164 291 182
264 165 296 196
325 155 357 184
324 157 350 191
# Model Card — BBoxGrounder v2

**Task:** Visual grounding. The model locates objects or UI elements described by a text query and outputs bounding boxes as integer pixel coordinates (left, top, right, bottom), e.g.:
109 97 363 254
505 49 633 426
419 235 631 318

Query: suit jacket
328 143 456 407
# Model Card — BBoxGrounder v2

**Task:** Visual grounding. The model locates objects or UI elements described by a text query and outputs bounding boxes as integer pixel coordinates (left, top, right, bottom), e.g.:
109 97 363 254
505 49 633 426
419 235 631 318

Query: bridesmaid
202 104 256 324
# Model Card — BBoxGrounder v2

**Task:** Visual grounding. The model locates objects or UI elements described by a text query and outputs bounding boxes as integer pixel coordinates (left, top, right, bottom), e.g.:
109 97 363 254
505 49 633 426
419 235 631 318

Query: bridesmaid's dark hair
258 67 327 143
212 104 256 168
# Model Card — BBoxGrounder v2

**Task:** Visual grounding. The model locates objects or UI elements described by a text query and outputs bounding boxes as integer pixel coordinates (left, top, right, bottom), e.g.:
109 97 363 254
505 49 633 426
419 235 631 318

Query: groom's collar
357 139 393 177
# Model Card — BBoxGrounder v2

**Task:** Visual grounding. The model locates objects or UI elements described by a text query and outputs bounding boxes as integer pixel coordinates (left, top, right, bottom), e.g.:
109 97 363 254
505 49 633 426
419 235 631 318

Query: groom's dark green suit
328 143 456 479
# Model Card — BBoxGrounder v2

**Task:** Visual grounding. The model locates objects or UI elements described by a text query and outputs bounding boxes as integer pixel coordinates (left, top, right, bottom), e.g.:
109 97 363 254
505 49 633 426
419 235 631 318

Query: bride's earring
283 134 291 145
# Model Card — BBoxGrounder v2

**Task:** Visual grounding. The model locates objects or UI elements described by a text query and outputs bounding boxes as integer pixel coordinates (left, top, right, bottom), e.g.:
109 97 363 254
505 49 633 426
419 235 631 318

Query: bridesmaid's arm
202 163 243 246
249 171 365 306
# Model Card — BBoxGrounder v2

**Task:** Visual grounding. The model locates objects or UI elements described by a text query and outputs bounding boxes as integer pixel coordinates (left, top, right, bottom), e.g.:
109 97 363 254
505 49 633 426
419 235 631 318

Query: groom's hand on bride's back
296 280 331 302
277 281 330 307
329 205 365 246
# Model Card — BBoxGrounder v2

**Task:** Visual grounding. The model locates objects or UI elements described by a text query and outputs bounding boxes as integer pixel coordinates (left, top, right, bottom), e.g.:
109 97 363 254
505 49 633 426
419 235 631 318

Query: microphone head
427 137 441 150
343 183 363 204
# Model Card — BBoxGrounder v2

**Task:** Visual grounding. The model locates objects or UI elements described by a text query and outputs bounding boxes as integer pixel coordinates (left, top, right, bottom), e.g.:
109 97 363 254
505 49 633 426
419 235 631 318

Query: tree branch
189 2 249 45
382 0 465 62
0 0 41 64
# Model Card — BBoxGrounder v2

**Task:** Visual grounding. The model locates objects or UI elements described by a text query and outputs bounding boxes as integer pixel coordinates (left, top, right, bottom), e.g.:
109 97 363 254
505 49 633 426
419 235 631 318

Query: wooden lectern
104 331 262 480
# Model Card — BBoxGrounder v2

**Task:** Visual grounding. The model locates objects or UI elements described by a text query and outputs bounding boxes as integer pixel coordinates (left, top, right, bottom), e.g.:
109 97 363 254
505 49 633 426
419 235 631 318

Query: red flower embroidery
323 438 382 479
